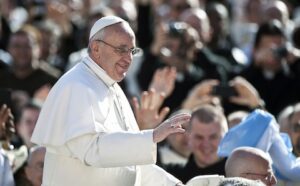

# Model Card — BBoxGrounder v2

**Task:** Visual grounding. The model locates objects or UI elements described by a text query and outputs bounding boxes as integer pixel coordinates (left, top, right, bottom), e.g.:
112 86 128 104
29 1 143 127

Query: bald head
225 147 270 177
225 147 276 186
179 8 211 44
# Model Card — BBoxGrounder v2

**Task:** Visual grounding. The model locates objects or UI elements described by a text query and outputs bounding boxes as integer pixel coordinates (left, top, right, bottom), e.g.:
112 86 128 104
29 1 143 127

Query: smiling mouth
118 63 129 70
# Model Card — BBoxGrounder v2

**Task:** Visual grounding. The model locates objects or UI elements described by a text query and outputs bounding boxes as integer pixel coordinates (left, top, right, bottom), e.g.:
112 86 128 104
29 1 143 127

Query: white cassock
31 56 180 186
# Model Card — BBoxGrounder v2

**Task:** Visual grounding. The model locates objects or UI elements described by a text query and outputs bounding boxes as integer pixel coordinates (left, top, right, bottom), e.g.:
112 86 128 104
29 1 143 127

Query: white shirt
31 56 180 186
0 149 15 186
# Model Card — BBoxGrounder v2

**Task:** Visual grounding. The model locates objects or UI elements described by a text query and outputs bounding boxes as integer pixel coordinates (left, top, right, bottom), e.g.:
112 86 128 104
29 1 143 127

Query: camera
272 45 288 59
211 85 238 98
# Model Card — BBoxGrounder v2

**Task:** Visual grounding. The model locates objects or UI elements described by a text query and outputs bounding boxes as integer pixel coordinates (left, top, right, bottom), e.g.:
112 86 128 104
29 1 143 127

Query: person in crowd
225 147 277 186
0 104 15 186
239 20 300 116
285 102 300 157
31 16 190 186
0 29 58 98
166 104 228 184
206 2 248 73
263 0 294 39
218 109 300 183
137 21 206 113
15 101 41 149
178 8 234 80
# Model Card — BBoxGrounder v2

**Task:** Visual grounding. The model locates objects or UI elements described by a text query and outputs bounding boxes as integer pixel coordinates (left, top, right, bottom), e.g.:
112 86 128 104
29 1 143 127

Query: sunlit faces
188 117 223 167
96 23 136 82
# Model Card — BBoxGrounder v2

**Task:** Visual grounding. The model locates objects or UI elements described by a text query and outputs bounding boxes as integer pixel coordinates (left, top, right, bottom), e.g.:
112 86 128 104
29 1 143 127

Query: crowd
1 0 300 185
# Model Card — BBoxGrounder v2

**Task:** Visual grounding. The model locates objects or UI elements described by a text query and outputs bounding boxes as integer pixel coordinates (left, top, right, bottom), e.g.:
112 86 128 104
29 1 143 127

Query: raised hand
132 89 170 130
181 79 220 110
149 66 177 97
229 76 265 109
153 113 191 143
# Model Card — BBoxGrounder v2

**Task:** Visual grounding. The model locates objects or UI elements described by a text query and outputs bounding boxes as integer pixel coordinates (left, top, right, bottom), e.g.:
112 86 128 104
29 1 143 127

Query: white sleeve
66 130 157 167
139 164 182 186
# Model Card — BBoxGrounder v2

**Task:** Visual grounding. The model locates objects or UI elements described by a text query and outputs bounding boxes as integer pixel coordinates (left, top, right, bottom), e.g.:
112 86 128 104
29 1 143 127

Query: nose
122 51 133 63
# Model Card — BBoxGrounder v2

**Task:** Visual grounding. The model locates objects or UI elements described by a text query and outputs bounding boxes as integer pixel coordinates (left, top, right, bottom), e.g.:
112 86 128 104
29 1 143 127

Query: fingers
141 91 150 109
149 67 176 97
131 97 140 113
153 113 191 143
158 107 170 122
0 105 10 124
192 79 219 97
166 113 191 128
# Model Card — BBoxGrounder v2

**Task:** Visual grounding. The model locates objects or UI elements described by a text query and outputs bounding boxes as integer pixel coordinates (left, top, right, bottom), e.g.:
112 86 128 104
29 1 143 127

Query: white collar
83 56 116 87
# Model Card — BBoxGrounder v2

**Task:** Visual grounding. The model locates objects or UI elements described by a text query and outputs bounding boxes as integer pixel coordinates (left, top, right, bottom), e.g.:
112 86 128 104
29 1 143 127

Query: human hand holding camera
227 76 265 109
181 79 221 110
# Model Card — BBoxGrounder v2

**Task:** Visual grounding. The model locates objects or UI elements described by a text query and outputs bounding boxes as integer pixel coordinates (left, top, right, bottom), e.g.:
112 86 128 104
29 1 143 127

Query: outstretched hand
153 113 191 143
132 89 170 130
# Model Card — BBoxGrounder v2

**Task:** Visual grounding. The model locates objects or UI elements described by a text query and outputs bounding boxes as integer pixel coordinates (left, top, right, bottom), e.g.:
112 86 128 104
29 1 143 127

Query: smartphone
0 88 13 108
212 85 238 98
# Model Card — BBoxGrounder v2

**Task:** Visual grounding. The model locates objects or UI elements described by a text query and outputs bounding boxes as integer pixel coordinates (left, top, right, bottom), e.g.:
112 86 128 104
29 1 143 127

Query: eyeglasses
95 39 141 56
241 172 274 184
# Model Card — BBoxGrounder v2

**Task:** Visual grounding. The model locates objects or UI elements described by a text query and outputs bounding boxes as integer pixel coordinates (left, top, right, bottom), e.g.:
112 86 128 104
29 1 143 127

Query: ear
90 41 100 53
90 41 101 59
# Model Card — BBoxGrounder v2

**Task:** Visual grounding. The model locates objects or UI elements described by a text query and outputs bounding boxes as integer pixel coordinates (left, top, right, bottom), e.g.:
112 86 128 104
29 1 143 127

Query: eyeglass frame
94 39 141 56
241 172 274 183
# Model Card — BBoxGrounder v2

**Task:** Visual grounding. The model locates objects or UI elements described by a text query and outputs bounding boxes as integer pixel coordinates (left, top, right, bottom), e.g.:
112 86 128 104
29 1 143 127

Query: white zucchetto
89 16 125 39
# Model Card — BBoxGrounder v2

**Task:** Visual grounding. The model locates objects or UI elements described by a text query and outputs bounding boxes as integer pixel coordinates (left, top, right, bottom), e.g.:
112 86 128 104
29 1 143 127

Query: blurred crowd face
289 109 300 157
264 0 289 26
253 35 285 72
158 22 199 72
17 107 40 148
167 122 191 158
207 3 228 35
188 117 223 167
160 36 187 71
179 9 211 44
8 32 34 70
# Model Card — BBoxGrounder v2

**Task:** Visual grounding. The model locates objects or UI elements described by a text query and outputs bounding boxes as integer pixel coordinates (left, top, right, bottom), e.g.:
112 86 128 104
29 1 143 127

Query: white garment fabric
0 149 15 186
31 56 180 186
89 16 124 39
159 145 188 166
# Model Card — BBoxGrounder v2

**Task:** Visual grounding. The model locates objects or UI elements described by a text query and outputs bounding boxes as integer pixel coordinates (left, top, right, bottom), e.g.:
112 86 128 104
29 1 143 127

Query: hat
89 16 125 39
